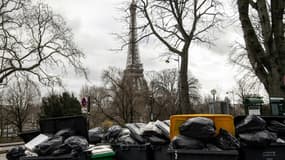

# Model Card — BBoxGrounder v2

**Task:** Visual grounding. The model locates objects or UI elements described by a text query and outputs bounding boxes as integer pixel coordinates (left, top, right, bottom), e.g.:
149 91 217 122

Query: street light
210 89 216 113
226 91 235 114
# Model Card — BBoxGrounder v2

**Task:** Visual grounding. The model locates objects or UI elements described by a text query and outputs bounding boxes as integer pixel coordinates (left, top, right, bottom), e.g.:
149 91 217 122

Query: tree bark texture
237 0 285 97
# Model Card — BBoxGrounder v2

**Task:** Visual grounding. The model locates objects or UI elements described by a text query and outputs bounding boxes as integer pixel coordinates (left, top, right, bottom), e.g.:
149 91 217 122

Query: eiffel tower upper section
125 0 143 75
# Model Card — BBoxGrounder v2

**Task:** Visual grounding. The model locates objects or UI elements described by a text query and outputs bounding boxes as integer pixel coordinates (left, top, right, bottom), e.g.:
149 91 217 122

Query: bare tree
102 67 149 124
0 0 86 86
133 0 223 113
3 76 40 132
237 0 285 97
146 69 178 120
146 68 201 118
79 85 116 127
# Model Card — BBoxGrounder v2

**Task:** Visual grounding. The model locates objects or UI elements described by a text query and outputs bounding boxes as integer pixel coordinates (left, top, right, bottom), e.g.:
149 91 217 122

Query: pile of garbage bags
7 129 88 160
236 115 285 147
171 117 240 151
88 120 170 145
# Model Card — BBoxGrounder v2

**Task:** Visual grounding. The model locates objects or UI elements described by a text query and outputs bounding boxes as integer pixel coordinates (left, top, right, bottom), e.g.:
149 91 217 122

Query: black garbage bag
125 123 145 144
171 135 205 149
89 127 104 144
145 135 169 145
179 117 216 139
236 115 266 133
205 143 223 151
215 128 240 150
267 120 285 135
6 146 26 160
34 136 63 156
239 130 277 147
104 125 122 142
55 129 75 140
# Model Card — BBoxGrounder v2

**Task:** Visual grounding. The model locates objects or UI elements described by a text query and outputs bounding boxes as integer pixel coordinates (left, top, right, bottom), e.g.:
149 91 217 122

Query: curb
0 142 24 154
0 149 7 154
0 142 24 147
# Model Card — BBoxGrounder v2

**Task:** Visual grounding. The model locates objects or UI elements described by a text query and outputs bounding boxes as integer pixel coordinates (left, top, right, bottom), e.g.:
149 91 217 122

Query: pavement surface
0 153 6 160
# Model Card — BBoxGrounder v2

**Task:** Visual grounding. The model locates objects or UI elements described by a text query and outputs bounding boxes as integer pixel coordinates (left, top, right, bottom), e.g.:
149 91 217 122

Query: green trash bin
90 145 115 160
90 152 115 160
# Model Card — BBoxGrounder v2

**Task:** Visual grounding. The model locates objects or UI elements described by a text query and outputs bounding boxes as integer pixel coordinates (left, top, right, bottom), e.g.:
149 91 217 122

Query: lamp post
210 89 216 113
226 91 235 115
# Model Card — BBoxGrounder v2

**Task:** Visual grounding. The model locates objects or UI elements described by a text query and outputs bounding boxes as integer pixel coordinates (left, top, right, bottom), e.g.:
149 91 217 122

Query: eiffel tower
122 0 148 92
120 0 148 122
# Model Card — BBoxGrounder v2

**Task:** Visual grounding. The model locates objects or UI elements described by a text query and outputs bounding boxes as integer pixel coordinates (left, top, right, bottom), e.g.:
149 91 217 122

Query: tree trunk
268 76 285 97
179 51 192 114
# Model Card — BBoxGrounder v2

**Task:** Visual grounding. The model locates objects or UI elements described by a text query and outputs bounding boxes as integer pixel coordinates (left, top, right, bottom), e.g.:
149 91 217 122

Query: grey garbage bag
171 135 205 149
154 120 170 138
236 115 266 133
118 134 137 144
141 122 162 136
179 117 216 139
89 127 104 144
119 128 131 137
6 146 26 160
135 123 146 129
239 130 277 147
64 136 88 157
104 125 122 143
64 136 88 151
163 120 170 126
55 129 75 140
215 128 240 150
34 136 63 156
125 123 145 144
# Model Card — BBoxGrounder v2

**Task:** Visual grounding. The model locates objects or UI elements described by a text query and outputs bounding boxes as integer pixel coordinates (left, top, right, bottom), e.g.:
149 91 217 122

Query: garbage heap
88 120 170 146
235 115 285 160
170 117 240 150
88 120 170 160
7 129 89 160
236 115 285 147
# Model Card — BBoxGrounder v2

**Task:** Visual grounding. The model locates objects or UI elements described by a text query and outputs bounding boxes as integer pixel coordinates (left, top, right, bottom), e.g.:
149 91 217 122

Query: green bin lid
91 151 115 159
244 97 264 105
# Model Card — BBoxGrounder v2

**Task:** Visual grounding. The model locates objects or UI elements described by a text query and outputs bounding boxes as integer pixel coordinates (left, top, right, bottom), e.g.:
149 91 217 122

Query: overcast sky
45 0 242 99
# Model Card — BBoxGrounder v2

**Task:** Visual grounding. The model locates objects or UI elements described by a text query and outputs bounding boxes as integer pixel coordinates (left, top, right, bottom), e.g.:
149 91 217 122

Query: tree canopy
41 92 82 118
